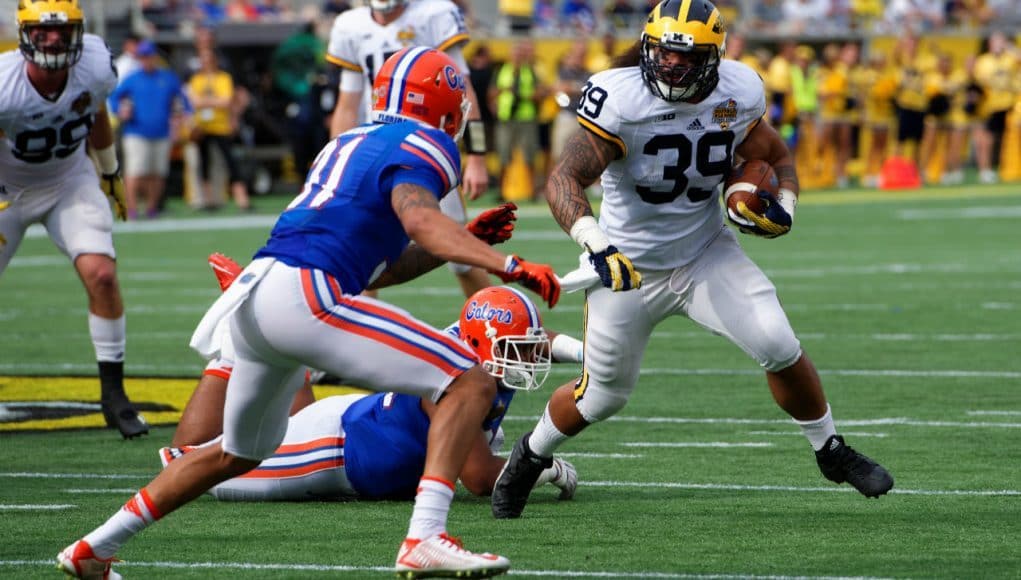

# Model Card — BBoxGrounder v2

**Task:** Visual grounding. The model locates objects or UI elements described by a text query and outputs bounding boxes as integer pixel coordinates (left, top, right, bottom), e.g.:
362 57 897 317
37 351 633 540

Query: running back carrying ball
723 159 796 239
724 159 777 216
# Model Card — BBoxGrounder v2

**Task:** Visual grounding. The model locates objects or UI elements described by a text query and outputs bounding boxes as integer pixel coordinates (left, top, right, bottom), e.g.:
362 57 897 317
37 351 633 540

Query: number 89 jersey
577 59 765 270
0 34 116 190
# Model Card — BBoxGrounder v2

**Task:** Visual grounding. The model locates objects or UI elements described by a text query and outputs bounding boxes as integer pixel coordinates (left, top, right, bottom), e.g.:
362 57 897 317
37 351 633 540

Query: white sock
84 488 161 559
89 313 126 362
527 404 570 458
793 404 836 451
550 334 584 364
407 477 454 540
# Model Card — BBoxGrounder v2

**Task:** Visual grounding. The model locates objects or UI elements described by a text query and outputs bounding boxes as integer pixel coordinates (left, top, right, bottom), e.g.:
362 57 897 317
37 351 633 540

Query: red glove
466 202 517 245
493 255 561 308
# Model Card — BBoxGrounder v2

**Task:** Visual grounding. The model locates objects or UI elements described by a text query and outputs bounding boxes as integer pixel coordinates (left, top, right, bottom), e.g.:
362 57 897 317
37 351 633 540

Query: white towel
190 257 276 359
557 252 601 293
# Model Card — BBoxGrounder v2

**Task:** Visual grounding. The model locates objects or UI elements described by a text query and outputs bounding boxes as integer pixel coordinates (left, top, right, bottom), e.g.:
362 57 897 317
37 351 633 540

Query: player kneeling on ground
161 254 579 503
58 47 560 580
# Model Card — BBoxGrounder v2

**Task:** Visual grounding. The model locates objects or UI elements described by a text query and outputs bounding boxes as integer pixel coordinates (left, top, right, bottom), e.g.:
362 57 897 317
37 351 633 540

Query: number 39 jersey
326 0 469 121
0 34 117 190
578 59 766 270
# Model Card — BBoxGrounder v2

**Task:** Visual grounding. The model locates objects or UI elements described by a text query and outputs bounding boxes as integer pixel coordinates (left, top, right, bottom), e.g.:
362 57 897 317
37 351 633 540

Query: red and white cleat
56 540 121 580
208 253 243 292
395 533 509 579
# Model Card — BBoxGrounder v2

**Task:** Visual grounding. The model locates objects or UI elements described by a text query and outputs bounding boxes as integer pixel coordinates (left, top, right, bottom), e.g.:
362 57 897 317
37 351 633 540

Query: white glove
533 457 577 500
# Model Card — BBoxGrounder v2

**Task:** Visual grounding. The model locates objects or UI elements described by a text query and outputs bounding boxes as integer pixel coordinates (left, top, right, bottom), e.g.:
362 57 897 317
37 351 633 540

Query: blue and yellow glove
99 170 127 221
730 188 797 239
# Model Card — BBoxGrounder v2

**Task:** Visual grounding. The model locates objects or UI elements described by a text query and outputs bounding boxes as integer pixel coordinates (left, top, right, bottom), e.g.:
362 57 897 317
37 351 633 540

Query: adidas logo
686 118 705 131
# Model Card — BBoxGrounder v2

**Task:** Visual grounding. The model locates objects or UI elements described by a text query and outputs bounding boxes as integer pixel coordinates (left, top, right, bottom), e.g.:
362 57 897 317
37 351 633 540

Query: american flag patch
406 91 425 104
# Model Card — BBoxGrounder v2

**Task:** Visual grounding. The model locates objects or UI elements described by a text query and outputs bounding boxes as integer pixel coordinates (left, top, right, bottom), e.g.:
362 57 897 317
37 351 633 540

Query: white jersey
326 0 469 120
578 60 766 270
0 34 117 190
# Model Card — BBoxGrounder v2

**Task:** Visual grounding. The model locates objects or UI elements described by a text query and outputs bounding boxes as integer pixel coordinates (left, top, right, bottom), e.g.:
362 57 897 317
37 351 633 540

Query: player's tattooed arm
735 118 799 196
392 182 508 273
372 184 450 288
367 244 444 290
546 130 618 234
774 162 799 196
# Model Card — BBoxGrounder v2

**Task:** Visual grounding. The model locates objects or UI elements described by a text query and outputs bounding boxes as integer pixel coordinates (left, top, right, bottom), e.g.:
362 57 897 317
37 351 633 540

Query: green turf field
2 184 1020 578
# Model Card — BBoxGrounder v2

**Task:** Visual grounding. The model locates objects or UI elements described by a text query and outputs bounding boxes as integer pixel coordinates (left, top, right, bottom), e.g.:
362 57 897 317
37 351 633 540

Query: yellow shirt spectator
974 52 1018 116
188 70 235 137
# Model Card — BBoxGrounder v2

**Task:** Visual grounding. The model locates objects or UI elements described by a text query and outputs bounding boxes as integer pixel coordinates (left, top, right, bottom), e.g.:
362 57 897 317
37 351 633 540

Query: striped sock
84 488 162 559
406 476 455 540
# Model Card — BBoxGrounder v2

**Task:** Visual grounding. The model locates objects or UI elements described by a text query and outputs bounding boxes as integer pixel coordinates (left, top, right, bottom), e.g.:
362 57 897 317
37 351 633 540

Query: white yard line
0 558 897 579
0 471 1014 498
0 504 75 510
502 415 1021 429
748 431 889 438
583 481 1021 497
621 442 773 448
967 410 1021 416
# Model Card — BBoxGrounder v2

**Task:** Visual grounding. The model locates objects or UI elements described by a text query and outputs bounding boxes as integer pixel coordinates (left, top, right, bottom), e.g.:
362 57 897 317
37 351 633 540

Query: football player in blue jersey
159 255 581 504
59 48 561 580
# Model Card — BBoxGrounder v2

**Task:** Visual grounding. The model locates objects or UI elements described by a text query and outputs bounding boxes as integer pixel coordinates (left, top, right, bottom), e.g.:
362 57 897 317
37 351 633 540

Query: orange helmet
371 46 470 140
459 286 551 391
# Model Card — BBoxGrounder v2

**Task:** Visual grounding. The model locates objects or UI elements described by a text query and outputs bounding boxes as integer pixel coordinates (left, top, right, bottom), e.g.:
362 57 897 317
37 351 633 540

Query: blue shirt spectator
109 42 191 139
561 0 597 33
195 0 227 25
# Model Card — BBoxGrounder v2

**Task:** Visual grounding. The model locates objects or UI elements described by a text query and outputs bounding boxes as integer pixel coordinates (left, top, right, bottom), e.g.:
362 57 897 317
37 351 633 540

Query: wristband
95 144 119 175
776 188 797 219
569 216 610 253
465 120 487 155
551 334 584 364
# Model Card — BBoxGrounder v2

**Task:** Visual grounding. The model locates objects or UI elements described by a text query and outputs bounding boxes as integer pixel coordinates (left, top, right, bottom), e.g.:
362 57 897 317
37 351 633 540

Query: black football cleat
492 432 551 519
815 435 893 498
102 391 149 439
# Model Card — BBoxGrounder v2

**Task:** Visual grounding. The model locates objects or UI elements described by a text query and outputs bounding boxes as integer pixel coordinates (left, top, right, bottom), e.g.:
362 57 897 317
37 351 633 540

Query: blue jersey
342 322 514 499
254 121 462 295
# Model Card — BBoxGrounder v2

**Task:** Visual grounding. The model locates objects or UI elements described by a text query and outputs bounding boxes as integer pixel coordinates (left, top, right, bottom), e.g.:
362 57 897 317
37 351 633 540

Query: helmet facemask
480 320 551 392
20 20 83 70
369 0 406 14
640 32 721 102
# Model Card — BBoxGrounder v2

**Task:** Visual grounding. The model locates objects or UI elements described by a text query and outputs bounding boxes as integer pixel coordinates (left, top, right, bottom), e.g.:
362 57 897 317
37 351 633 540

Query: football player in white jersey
491 0 894 520
0 0 147 439
326 0 493 299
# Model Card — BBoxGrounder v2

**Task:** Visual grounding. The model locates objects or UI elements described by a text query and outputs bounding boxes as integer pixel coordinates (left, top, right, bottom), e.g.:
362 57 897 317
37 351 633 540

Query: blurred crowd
96 0 1019 216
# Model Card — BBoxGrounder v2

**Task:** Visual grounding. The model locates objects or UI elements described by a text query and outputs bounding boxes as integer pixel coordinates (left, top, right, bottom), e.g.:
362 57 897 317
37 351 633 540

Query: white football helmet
369 0 406 14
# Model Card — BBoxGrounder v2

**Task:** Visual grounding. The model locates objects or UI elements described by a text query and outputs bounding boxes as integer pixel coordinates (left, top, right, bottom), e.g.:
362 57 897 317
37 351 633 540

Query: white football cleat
395 532 509 579
56 540 121 580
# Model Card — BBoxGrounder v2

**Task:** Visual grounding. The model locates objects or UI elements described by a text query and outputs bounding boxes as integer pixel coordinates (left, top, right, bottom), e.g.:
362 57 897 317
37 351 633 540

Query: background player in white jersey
491 0 894 520
161 258 581 504
0 0 146 439
58 48 560 580
327 0 493 299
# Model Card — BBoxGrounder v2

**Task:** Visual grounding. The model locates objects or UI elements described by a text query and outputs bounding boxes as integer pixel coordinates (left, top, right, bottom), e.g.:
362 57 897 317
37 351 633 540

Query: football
724 160 778 216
